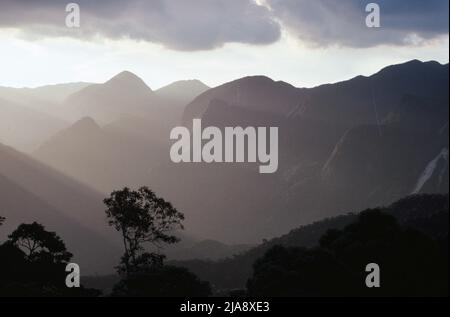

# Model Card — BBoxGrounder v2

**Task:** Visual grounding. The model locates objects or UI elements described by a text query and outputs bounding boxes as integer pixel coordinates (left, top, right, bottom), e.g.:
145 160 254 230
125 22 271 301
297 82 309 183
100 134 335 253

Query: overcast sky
0 0 448 89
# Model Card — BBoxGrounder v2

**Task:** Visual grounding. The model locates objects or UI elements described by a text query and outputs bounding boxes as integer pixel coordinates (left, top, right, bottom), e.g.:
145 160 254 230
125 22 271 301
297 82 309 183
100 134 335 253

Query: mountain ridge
23 59 450 244
0 142 121 273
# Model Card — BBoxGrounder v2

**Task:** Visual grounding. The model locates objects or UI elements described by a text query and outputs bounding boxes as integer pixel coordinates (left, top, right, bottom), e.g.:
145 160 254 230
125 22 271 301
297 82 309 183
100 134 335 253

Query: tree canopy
104 186 212 296
9 222 72 263
0 222 99 296
247 209 449 297
104 186 185 274
112 265 211 297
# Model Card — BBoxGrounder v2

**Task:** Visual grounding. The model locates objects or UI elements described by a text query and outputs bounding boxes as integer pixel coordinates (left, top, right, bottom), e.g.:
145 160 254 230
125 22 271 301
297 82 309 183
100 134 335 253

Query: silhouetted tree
169 194 448 294
319 209 448 296
104 187 211 297
9 222 72 263
247 245 356 296
104 186 184 274
0 216 5 227
105 187 212 296
111 265 212 297
0 222 99 296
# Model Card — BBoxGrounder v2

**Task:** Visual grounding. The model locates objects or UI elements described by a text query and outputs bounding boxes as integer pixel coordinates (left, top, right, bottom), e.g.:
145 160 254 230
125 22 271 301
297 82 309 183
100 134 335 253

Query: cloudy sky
0 0 448 89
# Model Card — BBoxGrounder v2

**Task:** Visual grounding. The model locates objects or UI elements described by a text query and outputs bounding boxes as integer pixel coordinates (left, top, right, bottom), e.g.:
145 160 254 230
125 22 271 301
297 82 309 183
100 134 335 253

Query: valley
0 59 448 269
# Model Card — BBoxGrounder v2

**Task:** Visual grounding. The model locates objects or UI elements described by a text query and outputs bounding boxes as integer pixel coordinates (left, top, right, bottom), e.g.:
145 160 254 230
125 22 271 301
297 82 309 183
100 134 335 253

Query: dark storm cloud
0 0 448 50
266 0 449 47
0 0 281 50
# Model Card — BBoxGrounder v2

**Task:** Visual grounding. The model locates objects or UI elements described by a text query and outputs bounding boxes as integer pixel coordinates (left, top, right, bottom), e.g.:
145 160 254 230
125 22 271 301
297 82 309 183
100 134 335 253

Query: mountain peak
71 117 100 131
158 79 209 91
236 75 274 84
373 59 446 78
111 70 138 79
106 71 152 91
230 75 296 90
155 80 210 101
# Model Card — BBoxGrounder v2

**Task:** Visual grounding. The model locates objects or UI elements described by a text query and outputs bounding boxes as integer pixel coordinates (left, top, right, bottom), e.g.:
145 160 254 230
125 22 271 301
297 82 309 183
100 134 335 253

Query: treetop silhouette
9 222 73 264
104 186 185 274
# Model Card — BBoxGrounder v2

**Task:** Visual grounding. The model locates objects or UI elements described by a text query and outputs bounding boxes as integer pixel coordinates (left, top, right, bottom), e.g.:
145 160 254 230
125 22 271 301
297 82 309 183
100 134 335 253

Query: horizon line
1 58 448 91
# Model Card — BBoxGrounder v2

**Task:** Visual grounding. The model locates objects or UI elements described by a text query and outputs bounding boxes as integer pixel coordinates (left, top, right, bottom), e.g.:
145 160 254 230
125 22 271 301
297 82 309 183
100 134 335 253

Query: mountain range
0 142 120 273
1 60 448 264
177 60 448 241
171 193 449 291
0 98 67 152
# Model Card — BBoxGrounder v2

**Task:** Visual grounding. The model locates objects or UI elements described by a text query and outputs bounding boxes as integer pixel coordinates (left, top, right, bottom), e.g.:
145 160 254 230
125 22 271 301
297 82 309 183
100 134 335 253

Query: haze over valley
1 60 448 275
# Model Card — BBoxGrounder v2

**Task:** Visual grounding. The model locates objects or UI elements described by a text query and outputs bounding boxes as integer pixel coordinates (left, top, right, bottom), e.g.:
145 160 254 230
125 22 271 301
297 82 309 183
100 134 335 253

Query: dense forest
174 193 449 296
2 191 446 296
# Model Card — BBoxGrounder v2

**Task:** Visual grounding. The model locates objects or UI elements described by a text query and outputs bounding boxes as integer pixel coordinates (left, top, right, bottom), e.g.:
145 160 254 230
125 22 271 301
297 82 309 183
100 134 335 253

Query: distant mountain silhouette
173 193 449 291
184 60 448 125
33 116 167 193
0 98 68 152
33 74 210 193
19 61 450 245
165 239 254 261
0 82 92 123
63 72 209 125
183 75 300 122
64 71 156 124
155 80 210 105
0 142 120 273
0 82 91 105
168 60 449 241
